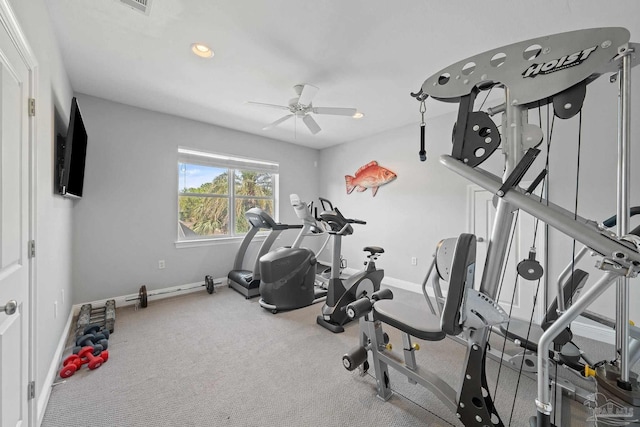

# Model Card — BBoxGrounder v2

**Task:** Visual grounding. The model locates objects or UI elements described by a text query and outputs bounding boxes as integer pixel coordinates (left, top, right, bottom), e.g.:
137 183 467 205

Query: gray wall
71 95 320 303
319 70 640 322
10 0 75 415
319 112 470 286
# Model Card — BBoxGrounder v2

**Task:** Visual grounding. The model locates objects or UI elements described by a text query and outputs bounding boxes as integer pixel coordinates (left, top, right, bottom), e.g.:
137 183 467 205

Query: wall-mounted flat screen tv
57 97 87 198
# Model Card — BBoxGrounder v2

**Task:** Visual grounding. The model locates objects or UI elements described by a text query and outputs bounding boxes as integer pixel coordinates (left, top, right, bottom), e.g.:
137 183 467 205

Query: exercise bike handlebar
334 207 366 225
319 207 367 235
318 197 334 212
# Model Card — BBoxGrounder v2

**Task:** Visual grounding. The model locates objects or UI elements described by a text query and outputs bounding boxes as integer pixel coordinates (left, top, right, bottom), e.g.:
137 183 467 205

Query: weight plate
517 259 544 280
139 285 148 308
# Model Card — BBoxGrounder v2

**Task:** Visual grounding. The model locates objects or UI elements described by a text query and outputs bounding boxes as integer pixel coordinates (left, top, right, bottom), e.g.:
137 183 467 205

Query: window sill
175 235 267 249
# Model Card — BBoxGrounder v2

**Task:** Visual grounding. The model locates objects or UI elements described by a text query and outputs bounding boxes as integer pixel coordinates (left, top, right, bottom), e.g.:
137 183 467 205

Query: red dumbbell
58 347 109 378
59 354 82 378
77 346 105 370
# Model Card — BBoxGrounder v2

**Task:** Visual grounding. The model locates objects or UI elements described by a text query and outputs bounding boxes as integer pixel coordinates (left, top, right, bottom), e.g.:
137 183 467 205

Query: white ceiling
44 0 640 149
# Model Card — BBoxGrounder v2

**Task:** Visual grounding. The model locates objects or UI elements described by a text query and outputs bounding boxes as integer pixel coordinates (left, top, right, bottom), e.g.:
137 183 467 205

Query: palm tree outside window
177 147 278 241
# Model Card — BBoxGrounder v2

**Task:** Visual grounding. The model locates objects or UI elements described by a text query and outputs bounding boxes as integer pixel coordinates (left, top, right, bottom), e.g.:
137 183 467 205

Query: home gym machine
316 198 384 333
499 209 640 376
228 207 302 298
341 27 640 427
258 194 330 313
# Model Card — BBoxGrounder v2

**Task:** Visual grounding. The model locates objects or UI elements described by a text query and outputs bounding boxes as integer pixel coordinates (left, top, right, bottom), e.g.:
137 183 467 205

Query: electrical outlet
158 260 166 269
411 257 417 266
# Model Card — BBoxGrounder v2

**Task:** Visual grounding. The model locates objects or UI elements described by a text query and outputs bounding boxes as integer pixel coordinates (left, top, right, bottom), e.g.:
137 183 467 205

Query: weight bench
343 233 510 426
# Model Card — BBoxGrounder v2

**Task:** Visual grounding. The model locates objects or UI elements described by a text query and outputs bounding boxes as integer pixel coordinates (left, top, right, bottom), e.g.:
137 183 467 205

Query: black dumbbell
84 324 110 339
73 333 109 355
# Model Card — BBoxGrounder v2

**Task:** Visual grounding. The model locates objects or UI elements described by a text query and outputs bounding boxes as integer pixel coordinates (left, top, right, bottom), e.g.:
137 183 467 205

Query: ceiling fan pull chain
419 100 427 161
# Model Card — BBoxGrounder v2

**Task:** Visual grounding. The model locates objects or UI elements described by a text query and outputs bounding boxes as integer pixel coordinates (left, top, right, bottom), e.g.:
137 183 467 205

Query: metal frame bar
616 48 633 383
360 316 459 412
440 156 640 268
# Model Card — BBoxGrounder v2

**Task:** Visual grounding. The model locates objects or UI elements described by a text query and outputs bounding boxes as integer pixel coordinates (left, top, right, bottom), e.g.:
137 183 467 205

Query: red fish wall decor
345 161 397 197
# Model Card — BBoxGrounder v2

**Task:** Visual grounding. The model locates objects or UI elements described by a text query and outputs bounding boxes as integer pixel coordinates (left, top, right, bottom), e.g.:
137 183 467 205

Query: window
177 147 279 242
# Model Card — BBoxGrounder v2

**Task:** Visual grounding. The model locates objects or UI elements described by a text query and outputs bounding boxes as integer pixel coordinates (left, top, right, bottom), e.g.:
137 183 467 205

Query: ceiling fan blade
246 101 290 111
297 84 319 106
263 114 294 130
302 114 321 134
312 107 357 116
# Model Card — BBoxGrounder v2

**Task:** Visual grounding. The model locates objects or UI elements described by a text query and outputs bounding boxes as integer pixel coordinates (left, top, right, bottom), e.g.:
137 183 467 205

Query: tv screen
57 97 87 198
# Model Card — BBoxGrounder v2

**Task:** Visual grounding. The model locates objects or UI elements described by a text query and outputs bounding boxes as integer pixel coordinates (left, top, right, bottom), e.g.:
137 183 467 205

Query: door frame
0 1 38 425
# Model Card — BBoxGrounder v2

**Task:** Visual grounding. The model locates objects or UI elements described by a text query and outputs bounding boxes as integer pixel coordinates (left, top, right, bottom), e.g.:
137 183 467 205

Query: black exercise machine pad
228 270 258 288
500 319 544 352
373 300 446 342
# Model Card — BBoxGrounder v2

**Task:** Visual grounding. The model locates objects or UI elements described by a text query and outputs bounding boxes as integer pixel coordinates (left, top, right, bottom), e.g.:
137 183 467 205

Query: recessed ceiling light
353 112 364 119
191 43 214 58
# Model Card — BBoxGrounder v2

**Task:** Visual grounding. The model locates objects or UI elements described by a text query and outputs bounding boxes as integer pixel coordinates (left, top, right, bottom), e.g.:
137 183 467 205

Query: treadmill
227 207 301 298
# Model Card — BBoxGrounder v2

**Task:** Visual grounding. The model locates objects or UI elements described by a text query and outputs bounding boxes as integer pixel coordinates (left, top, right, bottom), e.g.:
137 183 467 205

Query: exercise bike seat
363 246 384 255
373 300 446 341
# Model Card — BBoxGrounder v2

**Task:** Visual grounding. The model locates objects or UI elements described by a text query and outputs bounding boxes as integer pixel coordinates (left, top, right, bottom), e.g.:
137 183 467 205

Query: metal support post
480 87 524 300
616 47 632 384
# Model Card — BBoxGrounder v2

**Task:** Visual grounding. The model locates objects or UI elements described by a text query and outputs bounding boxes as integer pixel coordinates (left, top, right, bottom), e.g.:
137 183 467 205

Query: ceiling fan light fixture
352 111 364 119
191 43 214 58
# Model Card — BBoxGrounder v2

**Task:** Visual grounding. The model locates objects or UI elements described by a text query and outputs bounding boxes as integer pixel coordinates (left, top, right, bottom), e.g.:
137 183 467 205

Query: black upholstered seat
364 246 384 255
373 300 445 342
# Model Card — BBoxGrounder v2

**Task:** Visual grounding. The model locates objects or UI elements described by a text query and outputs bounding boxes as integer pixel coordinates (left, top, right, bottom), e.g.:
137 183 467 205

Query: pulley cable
478 85 495 111
491 211 521 402
570 111 583 308
503 103 551 423
508 274 543 426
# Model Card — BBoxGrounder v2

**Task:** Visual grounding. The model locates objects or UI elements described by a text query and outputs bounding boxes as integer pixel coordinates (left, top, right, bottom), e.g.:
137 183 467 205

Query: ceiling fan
247 84 358 135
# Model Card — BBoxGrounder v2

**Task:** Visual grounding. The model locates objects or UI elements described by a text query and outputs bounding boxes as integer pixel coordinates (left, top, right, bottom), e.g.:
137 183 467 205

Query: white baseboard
382 276 426 295
71 277 227 315
38 309 74 427
570 320 616 345
341 268 429 296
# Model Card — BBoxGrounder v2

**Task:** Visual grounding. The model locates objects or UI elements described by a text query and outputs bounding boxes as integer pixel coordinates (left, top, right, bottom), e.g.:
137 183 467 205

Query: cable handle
419 100 427 162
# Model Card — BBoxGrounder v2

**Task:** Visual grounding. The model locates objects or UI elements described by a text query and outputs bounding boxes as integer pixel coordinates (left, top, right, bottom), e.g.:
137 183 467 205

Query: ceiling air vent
119 0 152 15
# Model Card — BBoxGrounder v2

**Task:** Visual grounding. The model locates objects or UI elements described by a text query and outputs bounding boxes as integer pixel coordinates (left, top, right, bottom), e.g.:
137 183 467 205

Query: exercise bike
316 198 384 333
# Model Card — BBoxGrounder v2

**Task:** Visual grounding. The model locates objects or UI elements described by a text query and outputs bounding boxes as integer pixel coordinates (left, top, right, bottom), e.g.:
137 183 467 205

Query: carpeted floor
41 284 628 427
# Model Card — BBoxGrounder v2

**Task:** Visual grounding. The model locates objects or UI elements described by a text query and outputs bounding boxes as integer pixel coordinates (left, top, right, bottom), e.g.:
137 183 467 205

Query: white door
468 185 545 322
0 14 32 427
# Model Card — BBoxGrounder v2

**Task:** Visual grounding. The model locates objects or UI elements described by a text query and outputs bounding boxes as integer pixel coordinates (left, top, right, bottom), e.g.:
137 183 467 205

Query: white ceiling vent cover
119 0 152 15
